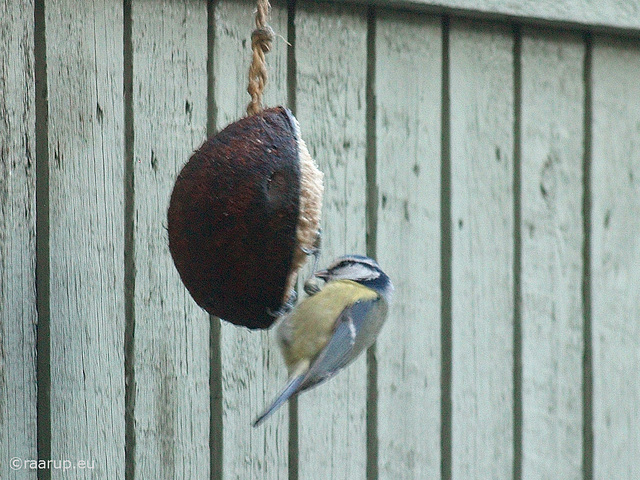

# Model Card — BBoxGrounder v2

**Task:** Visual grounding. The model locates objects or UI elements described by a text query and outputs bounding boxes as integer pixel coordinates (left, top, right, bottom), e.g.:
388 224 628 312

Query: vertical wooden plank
0 0 37 478
449 21 514 480
295 3 368 478
45 0 124 477
592 37 640 480
374 9 442 479
520 31 584 480
131 1 209 478
211 1 290 477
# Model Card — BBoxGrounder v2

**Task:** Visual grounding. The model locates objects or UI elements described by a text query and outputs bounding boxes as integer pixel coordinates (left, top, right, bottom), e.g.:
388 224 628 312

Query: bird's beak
314 269 330 280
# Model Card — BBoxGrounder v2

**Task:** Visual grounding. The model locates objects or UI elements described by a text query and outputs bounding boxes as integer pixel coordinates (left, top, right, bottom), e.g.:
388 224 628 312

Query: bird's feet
267 289 298 318
301 230 323 296
303 278 322 296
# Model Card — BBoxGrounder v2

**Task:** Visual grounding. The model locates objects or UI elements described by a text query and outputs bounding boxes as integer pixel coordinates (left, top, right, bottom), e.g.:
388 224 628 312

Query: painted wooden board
211 1 290 477
294 3 369 478
45 0 125 477
0 1 37 478
591 37 640 480
520 30 584 480
131 1 210 478
449 20 514 480
374 10 442 479
339 0 640 33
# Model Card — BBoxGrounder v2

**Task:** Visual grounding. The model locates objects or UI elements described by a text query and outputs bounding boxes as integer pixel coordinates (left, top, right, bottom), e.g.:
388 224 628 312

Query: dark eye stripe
330 260 350 271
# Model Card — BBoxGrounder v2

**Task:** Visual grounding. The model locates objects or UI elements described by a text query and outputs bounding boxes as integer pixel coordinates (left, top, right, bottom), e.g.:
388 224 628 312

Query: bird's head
314 255 394 301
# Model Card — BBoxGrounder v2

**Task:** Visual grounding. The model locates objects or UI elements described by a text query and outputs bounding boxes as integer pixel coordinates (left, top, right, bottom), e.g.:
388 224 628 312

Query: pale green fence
2 0 639 478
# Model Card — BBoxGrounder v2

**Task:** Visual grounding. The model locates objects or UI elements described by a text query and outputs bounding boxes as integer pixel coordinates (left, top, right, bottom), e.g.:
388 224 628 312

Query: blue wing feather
252 373 305 427
300 297 386 392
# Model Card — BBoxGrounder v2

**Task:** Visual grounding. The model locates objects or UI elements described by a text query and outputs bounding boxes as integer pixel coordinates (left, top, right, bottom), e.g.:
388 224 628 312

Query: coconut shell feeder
167 1 323 329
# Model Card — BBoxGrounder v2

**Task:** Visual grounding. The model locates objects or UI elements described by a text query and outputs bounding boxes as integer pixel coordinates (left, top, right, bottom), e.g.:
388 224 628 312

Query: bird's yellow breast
279 279 379 370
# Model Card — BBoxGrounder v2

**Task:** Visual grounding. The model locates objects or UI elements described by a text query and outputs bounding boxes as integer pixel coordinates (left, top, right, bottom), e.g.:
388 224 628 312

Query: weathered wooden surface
0 1 37 478
211 0 290 477
294 2 369 478
520 30 584 480
591 36 640 480
130 1 210 478
345 0 640 33
4 1 640 479
45 0 125 477
374 9 442 479
449 20 514 480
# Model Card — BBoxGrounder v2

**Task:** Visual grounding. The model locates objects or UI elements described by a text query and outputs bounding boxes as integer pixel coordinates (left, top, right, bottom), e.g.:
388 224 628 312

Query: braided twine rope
246 0 274 116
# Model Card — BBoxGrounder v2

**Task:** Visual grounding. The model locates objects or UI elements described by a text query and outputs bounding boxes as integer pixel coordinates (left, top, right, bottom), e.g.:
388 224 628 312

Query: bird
253 254 394 427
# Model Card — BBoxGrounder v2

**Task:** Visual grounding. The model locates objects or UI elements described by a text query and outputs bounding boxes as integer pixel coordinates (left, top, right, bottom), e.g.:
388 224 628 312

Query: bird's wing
299 297 386 392
253 371 306 427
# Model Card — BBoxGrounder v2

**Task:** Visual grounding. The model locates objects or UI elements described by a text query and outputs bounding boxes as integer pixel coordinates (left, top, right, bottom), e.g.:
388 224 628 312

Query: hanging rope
247 0 274 116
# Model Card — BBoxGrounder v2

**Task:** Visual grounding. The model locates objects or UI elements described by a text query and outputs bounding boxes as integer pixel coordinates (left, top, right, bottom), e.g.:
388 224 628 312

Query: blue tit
253 254 394 427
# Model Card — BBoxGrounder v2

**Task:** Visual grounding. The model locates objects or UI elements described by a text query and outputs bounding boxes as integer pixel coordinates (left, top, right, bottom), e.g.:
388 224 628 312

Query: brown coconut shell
167 106 323 329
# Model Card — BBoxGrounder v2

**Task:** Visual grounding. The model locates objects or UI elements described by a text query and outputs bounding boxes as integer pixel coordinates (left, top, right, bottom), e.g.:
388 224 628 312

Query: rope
246 0 274 116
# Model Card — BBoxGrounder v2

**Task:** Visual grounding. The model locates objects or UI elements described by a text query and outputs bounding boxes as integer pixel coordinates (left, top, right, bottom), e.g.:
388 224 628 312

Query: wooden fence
1 0 639 478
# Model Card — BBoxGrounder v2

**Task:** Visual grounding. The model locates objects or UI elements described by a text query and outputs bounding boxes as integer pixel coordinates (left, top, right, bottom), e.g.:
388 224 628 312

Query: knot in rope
247 0 273 116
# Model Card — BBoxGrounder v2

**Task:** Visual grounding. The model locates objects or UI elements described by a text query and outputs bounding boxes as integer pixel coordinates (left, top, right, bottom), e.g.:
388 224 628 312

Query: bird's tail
252 373 306 427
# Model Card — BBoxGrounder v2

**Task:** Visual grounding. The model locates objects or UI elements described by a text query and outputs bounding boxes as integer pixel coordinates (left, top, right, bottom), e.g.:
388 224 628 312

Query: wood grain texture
294 3 368 478
341 0 640 33
449 21 514 480
45 0 125 477
131 1 210 478
0 0 37 478
212 1 290 477
591 37 640 480
374 10 442 479
520 31 584 480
